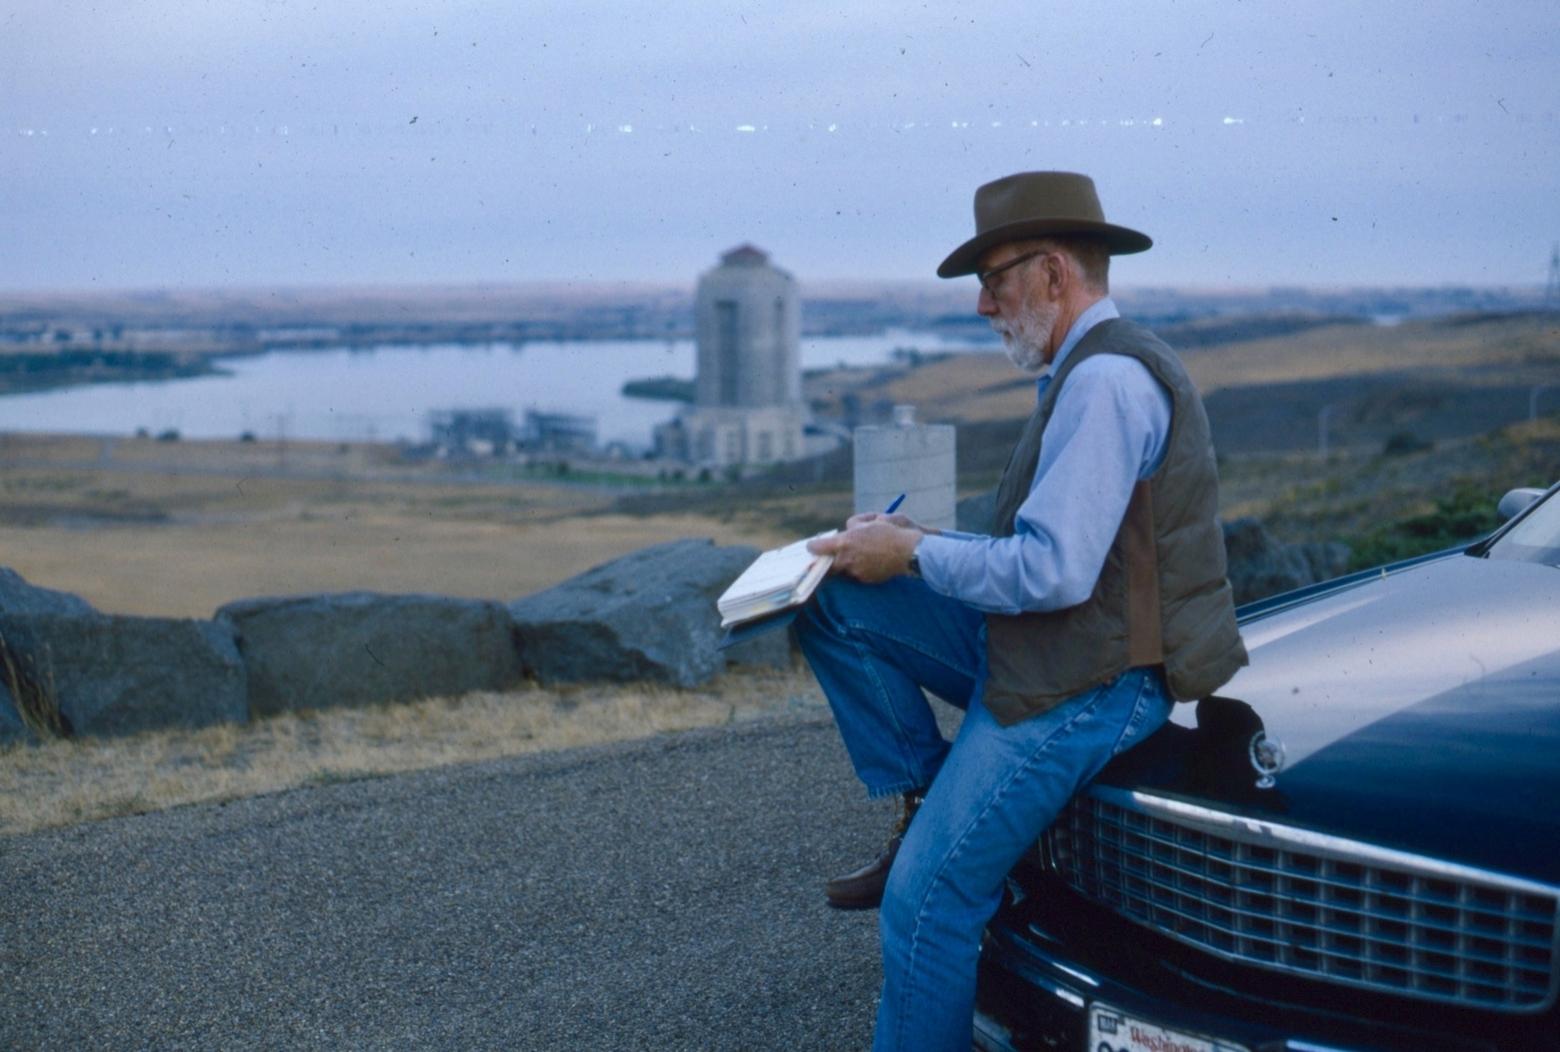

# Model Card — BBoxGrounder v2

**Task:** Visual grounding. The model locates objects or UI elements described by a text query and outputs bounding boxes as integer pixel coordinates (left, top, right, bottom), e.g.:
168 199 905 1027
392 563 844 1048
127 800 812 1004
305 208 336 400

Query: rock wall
0 513 1343 743
508 539 787 688
1 613 245 738
219 593 524 717
0 538 796 743
1221 518 1351 606
1 572 247 743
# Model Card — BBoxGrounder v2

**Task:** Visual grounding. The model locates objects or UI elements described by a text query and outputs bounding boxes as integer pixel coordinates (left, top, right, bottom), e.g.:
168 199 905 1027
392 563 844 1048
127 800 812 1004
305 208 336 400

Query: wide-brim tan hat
937 171 1152 278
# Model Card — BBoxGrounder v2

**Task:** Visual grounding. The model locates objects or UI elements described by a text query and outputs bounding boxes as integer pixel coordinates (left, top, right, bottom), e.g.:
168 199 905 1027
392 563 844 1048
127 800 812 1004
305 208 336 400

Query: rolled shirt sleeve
915 353 1172 615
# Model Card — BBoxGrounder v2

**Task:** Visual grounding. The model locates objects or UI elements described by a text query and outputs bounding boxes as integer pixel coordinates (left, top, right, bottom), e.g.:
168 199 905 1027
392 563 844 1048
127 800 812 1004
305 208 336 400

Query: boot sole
825 893 884 911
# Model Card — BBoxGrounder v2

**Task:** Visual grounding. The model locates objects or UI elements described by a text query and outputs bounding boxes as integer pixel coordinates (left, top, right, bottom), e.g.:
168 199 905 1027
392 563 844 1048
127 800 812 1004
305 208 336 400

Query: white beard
993 299 1058 373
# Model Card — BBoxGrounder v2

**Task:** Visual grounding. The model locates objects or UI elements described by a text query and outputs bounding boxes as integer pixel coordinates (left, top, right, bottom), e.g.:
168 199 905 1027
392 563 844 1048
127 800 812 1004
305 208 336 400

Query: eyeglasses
976 250 1048 294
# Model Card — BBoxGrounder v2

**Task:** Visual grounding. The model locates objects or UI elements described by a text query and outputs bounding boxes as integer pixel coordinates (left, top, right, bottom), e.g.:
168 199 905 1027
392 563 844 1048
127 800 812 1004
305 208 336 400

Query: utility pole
274 412 288 472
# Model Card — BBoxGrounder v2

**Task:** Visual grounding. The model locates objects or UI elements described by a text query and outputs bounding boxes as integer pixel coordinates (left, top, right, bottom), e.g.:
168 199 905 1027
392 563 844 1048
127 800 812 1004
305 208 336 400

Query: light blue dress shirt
914 297 1173 615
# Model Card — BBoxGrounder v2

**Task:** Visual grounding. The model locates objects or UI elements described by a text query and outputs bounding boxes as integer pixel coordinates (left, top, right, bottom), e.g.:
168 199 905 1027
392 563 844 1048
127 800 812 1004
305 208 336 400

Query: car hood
1101 554 1560 884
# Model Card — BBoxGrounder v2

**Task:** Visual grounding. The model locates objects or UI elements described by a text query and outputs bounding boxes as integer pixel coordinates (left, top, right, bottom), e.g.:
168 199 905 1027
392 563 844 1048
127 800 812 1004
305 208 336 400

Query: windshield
1487 491 1560 567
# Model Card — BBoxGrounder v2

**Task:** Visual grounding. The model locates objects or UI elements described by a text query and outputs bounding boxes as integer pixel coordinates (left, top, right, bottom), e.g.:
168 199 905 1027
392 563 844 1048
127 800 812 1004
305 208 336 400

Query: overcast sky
5 1 1557 292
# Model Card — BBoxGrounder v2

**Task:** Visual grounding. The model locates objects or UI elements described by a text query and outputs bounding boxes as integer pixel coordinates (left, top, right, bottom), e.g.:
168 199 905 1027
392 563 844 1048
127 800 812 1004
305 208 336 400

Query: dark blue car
974 484 1560 1052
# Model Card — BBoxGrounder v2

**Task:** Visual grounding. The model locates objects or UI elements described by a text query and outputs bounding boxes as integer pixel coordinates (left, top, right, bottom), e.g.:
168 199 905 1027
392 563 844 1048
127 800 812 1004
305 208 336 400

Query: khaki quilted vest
983 318 1247 725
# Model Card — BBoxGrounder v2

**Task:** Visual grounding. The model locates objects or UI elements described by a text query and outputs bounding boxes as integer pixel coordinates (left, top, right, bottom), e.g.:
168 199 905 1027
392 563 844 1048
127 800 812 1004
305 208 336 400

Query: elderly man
798 171 1247 1051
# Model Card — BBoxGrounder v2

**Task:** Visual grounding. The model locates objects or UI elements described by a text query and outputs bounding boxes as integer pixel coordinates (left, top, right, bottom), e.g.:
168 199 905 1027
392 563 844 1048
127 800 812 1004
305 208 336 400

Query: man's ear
1039 251 1068 299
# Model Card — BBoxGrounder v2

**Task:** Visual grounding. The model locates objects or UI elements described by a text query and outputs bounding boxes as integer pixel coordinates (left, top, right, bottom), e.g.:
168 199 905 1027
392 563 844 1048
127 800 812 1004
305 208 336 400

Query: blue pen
884 493 906 514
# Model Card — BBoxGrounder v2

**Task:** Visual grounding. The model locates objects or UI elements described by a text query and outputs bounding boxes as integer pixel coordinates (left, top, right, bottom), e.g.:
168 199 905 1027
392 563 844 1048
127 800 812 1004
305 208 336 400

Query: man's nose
977 286 998 317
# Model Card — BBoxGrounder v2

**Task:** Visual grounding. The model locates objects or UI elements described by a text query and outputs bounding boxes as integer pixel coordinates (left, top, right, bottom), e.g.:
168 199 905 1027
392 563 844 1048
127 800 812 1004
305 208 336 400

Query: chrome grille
1045 788 1560 1012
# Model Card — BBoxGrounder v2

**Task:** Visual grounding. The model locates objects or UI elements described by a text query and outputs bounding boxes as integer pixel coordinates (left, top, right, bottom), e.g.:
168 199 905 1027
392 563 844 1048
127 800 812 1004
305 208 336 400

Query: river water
0 329 969 450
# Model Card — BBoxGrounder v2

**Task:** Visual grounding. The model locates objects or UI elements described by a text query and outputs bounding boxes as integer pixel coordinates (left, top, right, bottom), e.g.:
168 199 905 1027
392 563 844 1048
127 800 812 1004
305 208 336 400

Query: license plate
1087 1003 1249 1052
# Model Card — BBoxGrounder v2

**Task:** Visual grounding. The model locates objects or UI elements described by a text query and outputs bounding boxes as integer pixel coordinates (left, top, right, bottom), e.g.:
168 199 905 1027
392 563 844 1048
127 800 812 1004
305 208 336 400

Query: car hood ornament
1249 731 1286 789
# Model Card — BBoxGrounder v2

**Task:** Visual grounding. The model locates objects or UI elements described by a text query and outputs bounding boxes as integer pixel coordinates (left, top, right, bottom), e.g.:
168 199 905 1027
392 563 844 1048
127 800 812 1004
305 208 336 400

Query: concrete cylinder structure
693 245 801 409
663 244 809 469
853 405 957 531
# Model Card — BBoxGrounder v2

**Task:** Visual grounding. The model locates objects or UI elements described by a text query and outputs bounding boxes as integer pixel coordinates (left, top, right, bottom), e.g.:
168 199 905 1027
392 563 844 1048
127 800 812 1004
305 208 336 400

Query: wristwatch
907 548 923 577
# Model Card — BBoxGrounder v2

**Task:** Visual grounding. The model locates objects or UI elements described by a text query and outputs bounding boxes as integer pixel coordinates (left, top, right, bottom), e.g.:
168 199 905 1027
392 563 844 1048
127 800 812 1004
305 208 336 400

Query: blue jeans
796 574 1173 1052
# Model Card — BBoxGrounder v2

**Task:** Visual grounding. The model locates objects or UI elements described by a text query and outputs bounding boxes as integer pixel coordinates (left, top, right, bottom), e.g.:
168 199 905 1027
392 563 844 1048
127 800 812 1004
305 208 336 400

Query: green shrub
1346 486 1504 570
1382 431 1433 456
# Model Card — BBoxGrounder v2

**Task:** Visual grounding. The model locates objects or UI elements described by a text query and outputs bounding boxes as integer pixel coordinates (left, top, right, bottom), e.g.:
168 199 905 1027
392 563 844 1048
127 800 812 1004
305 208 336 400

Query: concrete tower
694 245 802 408
658 245 808 468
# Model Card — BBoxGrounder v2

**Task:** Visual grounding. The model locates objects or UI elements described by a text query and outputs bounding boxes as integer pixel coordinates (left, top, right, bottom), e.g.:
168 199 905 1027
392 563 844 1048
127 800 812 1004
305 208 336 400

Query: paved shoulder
1 714 883 1050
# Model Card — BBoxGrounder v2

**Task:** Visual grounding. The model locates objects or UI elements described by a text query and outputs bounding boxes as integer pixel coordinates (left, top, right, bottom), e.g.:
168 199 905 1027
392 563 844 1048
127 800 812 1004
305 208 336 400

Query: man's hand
843 511 931 532
808 518 924 584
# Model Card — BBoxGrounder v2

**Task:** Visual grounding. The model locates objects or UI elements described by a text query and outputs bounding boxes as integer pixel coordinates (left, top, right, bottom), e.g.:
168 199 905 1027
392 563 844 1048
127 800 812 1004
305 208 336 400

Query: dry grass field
815 312 1560 425
0 433 795 618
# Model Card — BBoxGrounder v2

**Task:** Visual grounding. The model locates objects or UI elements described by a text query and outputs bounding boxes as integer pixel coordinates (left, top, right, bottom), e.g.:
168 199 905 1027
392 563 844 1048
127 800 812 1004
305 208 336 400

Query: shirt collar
1037 296 1118 400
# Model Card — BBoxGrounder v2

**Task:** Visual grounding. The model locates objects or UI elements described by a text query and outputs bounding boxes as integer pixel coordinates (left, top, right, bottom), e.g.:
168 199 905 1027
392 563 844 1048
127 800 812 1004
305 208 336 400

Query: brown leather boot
825 791 924 910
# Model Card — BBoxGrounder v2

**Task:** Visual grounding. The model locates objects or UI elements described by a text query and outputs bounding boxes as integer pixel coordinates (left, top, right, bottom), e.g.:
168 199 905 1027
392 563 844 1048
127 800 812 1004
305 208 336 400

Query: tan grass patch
809 315 1560 425
0 512 788 619
0 666 827 836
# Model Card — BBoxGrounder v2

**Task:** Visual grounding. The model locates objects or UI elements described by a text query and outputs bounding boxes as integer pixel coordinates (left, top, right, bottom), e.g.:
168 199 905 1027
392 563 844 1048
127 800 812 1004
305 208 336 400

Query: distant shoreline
0 317 909 398
0 349 229 396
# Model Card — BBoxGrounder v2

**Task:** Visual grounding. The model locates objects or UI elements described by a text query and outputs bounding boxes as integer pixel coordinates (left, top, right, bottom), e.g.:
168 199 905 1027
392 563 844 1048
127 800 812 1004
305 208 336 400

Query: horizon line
0 278 1548 302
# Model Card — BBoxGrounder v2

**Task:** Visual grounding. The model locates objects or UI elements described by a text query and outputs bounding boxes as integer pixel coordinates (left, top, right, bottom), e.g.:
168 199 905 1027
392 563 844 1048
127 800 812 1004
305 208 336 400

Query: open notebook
716 530 837 629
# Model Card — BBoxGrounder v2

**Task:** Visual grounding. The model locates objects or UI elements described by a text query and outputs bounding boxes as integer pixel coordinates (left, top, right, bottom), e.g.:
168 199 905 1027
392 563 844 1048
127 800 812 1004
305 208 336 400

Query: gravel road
1 713 888 1050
